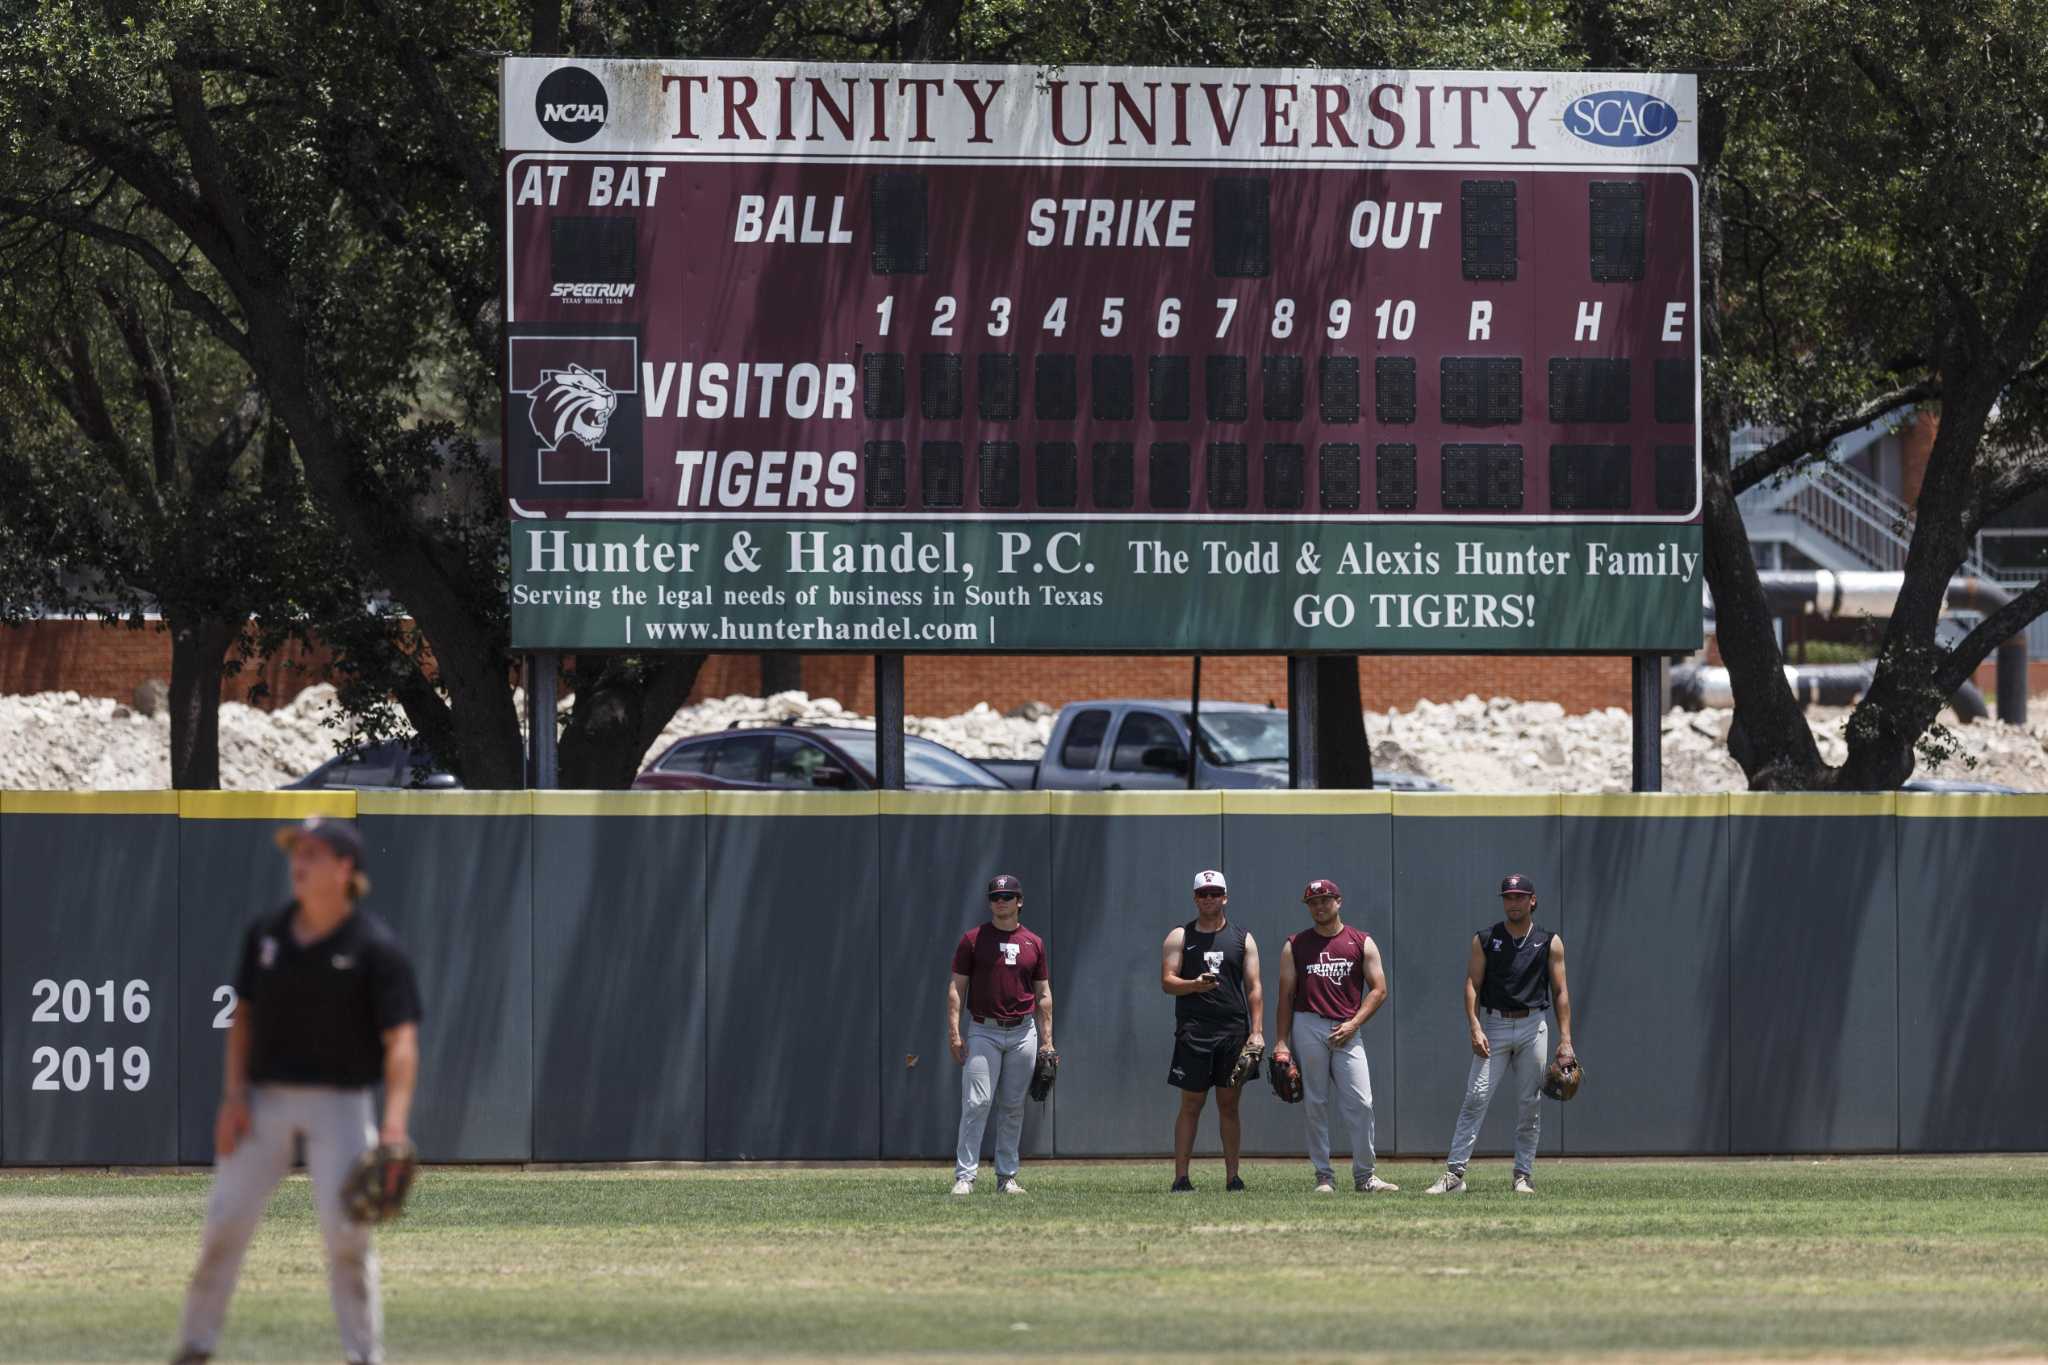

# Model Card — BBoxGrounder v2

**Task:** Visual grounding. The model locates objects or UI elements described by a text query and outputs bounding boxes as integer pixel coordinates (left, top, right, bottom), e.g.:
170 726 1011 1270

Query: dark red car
631 725 1010 792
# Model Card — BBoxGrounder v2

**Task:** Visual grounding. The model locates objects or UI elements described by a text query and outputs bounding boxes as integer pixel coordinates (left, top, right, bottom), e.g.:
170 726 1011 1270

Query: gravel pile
2 684 2042 792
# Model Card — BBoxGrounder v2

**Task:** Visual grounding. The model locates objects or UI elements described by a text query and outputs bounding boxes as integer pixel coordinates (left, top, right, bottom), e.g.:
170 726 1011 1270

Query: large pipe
1672 662 1989 722
1709 571 2027 724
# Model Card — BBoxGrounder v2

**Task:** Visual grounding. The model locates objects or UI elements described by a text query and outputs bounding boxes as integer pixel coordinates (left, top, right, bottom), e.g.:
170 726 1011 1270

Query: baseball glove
1267 1050 1303 1104
1028 1046 1059 1101
343 1141 418 1224
1227 1041 1265 1090
1541 1055 1583 1102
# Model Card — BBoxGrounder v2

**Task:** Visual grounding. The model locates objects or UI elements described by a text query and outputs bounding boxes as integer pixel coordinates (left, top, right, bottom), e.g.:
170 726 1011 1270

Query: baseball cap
1302 878 1342 901
987 874 1022 896
1192 869 1227 894
1499 873 1537 896
273 816 365 866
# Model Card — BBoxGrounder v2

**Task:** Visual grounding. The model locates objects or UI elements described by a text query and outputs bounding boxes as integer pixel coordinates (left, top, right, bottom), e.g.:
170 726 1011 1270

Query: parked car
632 725 1010 792
989 700 1449 792
286 740 461 790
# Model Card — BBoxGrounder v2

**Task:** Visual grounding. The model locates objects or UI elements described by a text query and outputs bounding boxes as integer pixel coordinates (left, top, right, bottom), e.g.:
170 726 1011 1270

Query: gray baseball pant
1290 1014 1378 1185
178 1084 383 1364
1446 1009 1548 1176
955 1018 1037 1183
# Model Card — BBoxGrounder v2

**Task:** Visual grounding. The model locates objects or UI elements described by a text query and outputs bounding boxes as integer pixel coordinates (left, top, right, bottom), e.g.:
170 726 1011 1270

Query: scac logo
506 333 642 498
1563 90 1678 148
536 66 609 143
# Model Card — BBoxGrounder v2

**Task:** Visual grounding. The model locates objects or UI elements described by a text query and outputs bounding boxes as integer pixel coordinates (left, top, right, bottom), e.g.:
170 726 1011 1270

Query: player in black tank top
1159 870 1266 1192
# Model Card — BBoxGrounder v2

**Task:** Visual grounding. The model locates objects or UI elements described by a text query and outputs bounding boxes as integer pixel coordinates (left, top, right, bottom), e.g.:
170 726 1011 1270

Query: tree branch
352 0 497 223
1933 577 2048 699
1730 379 1939 493
0 195 256 365
97 284 179 489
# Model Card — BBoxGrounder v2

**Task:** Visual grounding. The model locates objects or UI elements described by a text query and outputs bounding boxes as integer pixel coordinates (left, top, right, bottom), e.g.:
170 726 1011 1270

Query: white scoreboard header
503 58 1697 167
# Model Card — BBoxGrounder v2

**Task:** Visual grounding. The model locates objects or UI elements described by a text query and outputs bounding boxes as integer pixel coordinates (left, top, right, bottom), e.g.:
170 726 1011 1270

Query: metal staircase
1735 428 2046 656
1735 431 1997 578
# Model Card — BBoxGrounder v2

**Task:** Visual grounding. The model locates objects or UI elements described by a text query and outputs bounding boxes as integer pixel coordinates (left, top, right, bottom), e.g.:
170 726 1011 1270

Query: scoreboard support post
874 653 906 791
1630 654 1663 792
1286 657 1319 790
528 651 559 790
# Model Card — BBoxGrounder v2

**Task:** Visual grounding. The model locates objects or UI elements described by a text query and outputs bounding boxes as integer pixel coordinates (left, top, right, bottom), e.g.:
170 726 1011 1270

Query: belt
973 1014 1028 1027
1484 1007 1532 1019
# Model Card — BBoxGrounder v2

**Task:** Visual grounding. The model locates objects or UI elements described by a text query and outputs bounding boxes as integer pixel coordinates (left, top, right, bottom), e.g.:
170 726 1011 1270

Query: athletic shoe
1313 1178 1336 1194
170 1353 211 1365
1512 1172 1536 1195
950 1178 974 1196
997 1176 1026 1194
1170 1175 1196 1193
1423 1172 1466 1195
1356 1173 1401 1193
1226 1175 1246 1192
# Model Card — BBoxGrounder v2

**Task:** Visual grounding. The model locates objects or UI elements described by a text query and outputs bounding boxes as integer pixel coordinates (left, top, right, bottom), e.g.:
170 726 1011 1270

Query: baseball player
1273 878 1397 1194
947 874 1051 1195
173 817 421 1365
1160 868 1264 1192
1424 873 1575 1196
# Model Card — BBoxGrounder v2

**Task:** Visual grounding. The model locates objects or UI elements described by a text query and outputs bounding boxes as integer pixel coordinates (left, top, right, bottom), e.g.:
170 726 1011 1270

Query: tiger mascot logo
527 364 617 452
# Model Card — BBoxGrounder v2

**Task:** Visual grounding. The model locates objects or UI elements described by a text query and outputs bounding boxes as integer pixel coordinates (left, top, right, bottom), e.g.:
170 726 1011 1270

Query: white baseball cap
1192 869 1227 893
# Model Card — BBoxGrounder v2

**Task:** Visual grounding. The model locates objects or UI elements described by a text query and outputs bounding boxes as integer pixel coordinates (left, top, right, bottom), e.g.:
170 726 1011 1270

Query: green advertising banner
510 519 1701 653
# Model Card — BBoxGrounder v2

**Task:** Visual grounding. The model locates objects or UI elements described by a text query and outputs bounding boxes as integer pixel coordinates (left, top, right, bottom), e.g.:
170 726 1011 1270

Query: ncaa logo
1563 89 1678 148
536 66 608 143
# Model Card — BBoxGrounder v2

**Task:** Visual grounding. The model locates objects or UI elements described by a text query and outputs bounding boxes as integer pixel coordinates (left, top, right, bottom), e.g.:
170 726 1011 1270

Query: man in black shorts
1159 868 1264 1192
172 817 421 1365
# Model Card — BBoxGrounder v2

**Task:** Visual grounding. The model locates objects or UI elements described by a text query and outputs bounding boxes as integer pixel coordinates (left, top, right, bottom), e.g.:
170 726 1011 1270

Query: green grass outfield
6 1157 2048 1362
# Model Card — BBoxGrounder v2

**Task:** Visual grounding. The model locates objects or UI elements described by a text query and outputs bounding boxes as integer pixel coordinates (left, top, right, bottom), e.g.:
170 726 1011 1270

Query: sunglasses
1194 888 1226 898
989 892 1020 902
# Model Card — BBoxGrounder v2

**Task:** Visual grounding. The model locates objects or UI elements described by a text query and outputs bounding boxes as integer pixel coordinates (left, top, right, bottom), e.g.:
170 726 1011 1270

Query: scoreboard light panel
505 160 1698 522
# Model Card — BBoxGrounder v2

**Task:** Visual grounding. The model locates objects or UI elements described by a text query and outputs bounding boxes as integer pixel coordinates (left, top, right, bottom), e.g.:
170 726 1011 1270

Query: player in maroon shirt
946 874 1052 1195
1273 878 1397 1194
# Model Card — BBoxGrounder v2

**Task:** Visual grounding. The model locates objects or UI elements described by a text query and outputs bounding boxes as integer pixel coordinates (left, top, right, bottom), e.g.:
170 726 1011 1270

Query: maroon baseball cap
987 874 1022 896
1499 873 1537 896
273 816 365 866
1303 878 1342 901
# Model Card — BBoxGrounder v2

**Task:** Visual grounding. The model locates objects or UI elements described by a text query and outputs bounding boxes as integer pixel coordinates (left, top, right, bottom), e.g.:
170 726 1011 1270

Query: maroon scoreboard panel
502 62 1700 525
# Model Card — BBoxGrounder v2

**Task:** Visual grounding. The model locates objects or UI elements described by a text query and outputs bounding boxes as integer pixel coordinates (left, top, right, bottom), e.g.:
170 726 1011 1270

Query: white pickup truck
982 699 1446 792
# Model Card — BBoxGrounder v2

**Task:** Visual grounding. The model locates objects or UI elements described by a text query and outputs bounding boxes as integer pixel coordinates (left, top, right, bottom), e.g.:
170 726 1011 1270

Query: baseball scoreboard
504 60 1704 652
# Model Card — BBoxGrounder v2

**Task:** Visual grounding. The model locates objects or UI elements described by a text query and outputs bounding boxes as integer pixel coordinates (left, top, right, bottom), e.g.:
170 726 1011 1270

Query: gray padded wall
877 796 1053 1162
531 795 707 1161
1221 793 1396 1160
176 795 348 1163
1391 797 1566 1163
358 793 536 1161
1896 801 2048 1150
1047 794 1224 1156
1559 800 1730 1152
1727 798 1898 1152
704 795 882 1159
1 799 181 1164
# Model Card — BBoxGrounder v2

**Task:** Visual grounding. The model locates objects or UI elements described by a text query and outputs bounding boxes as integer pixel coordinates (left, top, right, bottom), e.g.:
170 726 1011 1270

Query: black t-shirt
234 904 423 1088
1478 920 1554 1012
1174 918 1250 1039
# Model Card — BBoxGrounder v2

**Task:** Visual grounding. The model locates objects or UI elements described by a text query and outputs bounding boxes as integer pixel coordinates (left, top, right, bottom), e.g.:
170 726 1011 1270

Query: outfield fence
2 790 2043 1165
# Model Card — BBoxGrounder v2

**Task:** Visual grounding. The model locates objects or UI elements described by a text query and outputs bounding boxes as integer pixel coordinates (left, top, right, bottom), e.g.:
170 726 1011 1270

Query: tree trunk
556 654 707 788
1836 373 2001 788
1312 656 1374 789
166 614 238 790
1693 90 1824 788
759 653 801 696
